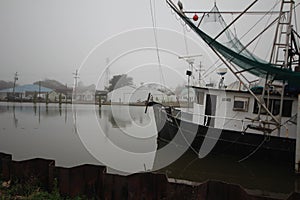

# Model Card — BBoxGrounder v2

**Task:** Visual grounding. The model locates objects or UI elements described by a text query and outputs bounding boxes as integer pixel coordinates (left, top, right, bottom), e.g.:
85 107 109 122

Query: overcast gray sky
1 0 299 89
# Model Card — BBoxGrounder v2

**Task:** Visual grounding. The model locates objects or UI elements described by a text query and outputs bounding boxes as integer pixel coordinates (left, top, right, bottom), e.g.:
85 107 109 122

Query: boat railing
161 106 290 135
180 110 252 123
177 110 289 136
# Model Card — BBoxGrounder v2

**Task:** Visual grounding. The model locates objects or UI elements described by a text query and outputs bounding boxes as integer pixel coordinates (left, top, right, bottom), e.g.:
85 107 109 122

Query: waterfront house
0 84 53 100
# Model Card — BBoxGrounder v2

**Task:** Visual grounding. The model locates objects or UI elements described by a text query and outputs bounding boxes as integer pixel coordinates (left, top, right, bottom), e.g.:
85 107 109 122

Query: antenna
195 61 205 87
179 54 203 85
216 68 227 88
179 54 202 109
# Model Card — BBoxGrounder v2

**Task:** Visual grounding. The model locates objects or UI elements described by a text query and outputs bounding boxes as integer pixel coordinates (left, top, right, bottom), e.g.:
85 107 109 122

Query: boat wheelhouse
184 85 297 137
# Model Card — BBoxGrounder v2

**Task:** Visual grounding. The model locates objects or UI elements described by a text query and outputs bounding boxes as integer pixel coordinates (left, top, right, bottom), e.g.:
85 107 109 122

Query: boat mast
178 54 202 109
167 0 299 134
269 0 294 136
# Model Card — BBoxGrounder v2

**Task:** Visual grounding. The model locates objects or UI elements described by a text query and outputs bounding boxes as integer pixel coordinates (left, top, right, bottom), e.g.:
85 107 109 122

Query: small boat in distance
148 0 300 165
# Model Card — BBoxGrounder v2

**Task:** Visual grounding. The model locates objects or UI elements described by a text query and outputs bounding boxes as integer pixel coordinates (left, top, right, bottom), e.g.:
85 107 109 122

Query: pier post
99 96 102 108
59 93 62 106
296 94 300 173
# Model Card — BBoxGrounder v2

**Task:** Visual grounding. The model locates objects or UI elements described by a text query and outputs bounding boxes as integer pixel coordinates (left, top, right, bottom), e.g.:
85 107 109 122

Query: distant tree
174 83 185 96
105 74 133 92
0 80 15 90
33 79 67 90
157 87 175 96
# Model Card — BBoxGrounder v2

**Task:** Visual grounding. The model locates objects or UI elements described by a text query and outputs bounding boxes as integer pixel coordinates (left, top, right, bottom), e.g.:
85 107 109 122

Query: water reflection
104 106 151 129
0 103 157 173
10 103 68 126
72 104 157 173
156 148 299 198
0 102 100 167
13 105 18 128
0 102 299 198
108 113 132 128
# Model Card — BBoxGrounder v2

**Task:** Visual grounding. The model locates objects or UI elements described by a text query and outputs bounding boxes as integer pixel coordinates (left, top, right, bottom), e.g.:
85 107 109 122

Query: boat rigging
147 0 300 165
167 0 300 134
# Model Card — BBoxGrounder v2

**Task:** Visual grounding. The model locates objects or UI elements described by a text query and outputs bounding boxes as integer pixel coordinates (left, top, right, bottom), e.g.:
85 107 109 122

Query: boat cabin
180 86 298 139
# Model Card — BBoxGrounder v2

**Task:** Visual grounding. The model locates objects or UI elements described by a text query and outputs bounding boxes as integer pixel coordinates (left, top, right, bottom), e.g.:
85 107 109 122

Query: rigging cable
251 0 281 56
231 13 238 37
149 0 166 88
294 2 299 33
202 0 281 79
183 25 189 55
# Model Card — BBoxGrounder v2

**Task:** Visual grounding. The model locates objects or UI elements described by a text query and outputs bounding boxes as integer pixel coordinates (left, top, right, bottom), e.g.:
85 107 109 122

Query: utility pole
105 57 110 90
38 81 41 102
73 69 80 101
65 83 68 104
12 72 18 101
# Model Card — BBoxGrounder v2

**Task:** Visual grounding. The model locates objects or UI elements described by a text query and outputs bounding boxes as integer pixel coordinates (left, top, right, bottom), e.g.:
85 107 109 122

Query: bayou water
0 102 298 198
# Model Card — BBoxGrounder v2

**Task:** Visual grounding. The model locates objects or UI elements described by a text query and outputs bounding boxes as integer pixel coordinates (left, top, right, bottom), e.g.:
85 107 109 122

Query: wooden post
46 93 49 105
33 91 37 104
99 96 101 108
59 93 62 106
296 94 300 173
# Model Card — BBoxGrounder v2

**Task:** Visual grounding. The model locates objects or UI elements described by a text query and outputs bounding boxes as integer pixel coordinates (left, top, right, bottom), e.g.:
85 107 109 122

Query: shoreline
0 152 299 199
0 100 188 108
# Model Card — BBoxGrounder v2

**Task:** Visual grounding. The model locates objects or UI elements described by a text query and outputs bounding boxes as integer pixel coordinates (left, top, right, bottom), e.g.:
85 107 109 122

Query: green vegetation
0 178 87 200
105 74 133 92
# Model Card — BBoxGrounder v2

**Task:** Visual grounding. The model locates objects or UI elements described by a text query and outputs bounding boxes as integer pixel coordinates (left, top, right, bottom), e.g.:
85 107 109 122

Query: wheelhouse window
196 91 204 105
253 99 292 117
233 96 249 112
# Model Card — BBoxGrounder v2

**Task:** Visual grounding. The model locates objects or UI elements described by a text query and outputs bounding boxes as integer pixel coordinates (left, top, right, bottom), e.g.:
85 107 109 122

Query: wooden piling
46 93 49 105
99 97 102 108
33 91 37 104
59 93 62 105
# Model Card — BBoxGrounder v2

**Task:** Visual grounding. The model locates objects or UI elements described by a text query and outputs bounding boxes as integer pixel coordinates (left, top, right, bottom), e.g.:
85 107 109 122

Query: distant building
107 85 177 104
55 88 73 100
178 87 195 103
73 84 96 102
48 91 67 102
95 90 108 103
76 90 95 101
0 84 53 100
107 85 136 103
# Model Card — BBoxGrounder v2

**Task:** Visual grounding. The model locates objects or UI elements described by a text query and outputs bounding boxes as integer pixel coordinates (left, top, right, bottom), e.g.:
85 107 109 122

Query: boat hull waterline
151 103 295 165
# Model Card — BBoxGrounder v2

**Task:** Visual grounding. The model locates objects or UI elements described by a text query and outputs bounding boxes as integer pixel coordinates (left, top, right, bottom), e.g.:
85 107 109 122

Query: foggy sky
1 0 299 89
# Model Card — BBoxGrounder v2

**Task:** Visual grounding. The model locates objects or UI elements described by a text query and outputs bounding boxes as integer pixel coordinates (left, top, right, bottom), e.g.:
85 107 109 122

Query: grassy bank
0 178 86 200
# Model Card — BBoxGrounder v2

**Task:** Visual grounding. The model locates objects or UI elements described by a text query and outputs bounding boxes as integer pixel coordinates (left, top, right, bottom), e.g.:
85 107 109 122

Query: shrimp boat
149 0 300 164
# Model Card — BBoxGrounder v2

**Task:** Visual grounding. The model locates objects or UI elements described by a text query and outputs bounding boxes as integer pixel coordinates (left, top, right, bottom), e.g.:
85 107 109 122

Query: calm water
0 102 299 198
